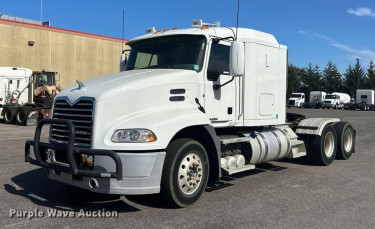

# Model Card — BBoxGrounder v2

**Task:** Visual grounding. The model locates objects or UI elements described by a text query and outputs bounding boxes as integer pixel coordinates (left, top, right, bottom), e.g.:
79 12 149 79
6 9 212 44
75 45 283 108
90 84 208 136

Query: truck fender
295 118 340 136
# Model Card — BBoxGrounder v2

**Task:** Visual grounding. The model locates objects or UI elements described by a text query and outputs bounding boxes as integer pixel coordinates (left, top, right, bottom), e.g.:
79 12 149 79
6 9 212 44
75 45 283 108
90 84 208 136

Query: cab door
204 41 237 126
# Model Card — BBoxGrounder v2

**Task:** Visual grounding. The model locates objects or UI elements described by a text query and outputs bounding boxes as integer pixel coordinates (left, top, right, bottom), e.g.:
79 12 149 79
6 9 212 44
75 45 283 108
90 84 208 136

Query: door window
207 43 230 81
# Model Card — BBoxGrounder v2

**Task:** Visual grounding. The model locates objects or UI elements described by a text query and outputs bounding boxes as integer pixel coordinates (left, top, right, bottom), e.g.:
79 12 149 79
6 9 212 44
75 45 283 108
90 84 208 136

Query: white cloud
299 30 375 63
347 7 375 18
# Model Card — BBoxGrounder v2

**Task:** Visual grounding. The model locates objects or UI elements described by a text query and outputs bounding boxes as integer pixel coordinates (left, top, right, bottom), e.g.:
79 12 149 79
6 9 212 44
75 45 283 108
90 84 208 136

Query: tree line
288 60 375 99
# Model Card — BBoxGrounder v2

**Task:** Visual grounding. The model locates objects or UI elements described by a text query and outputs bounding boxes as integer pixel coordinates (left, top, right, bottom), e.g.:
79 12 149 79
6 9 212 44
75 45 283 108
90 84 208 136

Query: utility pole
356 58 360 90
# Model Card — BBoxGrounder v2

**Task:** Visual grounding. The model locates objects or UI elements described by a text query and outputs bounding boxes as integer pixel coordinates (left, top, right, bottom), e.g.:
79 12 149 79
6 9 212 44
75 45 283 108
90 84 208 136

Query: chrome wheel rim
178 152 203 195
343 129 353 152
324 132 335 158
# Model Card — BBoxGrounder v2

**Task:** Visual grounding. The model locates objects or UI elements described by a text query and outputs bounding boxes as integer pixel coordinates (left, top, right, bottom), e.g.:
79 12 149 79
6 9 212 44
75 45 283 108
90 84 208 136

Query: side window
207 43 230 81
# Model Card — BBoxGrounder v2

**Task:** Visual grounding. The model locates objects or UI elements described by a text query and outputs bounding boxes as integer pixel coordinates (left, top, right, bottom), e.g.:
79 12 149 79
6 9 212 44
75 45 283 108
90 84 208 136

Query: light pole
356 58 359 90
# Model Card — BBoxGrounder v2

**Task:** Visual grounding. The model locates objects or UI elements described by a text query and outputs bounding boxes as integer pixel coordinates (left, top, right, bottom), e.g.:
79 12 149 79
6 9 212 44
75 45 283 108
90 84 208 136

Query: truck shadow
206 163 288 192
4 168 169 212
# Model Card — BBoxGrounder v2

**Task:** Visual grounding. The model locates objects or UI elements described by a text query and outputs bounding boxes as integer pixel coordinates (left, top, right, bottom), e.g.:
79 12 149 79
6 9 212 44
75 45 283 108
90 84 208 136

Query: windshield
125 35 206 72
326 95 338 99
290 94 302 98
35 72 55 87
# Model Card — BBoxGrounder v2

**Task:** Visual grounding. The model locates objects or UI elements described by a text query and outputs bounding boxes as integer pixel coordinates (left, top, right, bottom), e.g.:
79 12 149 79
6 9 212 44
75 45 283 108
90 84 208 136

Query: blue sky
1 0 375 73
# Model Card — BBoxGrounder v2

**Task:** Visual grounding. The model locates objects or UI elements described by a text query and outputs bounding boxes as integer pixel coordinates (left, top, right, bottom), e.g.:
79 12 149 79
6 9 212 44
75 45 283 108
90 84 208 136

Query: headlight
111 129 157 143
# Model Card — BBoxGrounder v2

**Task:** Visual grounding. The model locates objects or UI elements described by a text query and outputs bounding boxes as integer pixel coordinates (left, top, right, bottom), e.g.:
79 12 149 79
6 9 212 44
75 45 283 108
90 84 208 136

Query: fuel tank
249 128 291 164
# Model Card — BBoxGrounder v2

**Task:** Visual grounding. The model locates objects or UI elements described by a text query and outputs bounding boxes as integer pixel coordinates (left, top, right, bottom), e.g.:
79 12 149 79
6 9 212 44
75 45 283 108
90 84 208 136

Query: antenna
235 0 240 40
40 0 43 21
122 10 125 52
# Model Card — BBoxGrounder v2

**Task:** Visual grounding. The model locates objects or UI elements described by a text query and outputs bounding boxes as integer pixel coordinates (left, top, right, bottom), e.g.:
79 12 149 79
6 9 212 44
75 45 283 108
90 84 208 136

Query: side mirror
229 41 245 76
120 53 127 72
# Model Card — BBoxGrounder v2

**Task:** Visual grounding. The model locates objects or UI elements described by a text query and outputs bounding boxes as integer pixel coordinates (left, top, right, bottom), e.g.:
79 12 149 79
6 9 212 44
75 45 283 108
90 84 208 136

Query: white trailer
322 92 351 109
25 20 356 208
287 93 305 108
356 89 375 110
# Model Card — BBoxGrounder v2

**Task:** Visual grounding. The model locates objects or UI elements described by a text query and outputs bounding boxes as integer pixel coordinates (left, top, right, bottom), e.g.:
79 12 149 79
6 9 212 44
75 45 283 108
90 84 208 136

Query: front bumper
322 103 335 108
25 119 166 195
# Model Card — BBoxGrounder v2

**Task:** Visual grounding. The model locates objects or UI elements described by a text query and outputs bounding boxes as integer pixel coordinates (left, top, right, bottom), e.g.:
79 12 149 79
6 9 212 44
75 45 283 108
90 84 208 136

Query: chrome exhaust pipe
88 178 99 189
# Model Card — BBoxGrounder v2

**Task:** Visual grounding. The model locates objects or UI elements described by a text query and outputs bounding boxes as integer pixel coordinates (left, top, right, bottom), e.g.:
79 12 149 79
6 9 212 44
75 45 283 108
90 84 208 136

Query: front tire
308 125 337 165
161 138 209 208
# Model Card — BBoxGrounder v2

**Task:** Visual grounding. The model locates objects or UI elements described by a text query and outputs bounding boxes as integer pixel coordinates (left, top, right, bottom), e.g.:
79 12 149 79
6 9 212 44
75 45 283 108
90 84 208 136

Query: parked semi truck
322 92 351 109
0 67 61 125
25 20 356 207
356 89 374 111
287 93 305 108
305 91 327 109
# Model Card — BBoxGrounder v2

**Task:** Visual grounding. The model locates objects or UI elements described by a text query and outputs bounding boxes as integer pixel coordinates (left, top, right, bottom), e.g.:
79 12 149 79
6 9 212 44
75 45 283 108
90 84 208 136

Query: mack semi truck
287 93 305 108
322 92 351 109
25 20 356 208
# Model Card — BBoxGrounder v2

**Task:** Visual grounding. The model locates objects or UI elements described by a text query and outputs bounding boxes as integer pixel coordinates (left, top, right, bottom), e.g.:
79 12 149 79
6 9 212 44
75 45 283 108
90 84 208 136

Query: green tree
366 60 375 89
300 63 322 100
322 61 342 93
287 64 302 98
343 59 366 97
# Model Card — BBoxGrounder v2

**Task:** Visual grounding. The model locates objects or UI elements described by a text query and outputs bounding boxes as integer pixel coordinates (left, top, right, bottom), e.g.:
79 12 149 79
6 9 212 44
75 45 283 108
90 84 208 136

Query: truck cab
287 93 305 108
25 20 355 208
322 94 340 109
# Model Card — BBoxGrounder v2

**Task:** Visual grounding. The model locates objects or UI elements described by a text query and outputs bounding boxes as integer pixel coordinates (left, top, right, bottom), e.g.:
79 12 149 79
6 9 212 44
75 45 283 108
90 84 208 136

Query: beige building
0 18 128 88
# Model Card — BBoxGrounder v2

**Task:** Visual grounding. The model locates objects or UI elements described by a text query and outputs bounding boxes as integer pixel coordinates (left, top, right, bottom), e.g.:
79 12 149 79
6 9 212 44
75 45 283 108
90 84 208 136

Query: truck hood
288 98 300 101
57 69 197 102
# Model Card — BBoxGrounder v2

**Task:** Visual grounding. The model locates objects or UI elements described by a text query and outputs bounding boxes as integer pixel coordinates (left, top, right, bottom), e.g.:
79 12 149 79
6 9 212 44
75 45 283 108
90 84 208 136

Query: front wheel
161 138 209 208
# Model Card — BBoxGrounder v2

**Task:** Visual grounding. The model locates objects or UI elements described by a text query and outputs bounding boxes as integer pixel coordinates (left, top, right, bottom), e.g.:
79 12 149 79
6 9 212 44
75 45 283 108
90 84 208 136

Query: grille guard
25 119 123 180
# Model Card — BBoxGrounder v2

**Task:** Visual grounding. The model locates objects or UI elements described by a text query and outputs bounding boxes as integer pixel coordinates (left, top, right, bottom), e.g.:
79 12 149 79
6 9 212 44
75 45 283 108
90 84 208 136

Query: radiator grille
288 100 295 106
50 98 94 148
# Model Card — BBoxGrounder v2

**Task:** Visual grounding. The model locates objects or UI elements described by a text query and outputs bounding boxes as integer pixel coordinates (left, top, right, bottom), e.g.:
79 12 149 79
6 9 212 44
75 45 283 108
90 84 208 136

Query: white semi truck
287 93 305 108
0 67 32 118
307 91 327 109
322 92 351 109
25 20 356 207
356 89 374 110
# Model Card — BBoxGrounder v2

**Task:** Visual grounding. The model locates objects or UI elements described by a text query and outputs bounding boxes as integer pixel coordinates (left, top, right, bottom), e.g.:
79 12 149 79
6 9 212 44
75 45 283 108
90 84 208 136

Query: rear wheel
161 138 209 208
308 125 337 166
334 122 355 160
3 108 15 124
16 108 28 125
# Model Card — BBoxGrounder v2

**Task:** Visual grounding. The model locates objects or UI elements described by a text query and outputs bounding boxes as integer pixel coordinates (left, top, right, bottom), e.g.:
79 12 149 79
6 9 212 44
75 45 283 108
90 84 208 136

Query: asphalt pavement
0 108 374 229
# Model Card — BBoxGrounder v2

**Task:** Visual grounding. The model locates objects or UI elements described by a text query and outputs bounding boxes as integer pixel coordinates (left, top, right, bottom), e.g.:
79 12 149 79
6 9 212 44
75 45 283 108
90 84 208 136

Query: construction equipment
0 67 61 125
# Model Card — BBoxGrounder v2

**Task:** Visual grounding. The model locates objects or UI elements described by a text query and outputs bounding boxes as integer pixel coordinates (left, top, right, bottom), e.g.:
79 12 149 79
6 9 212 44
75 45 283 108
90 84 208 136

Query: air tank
249 128 291 164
